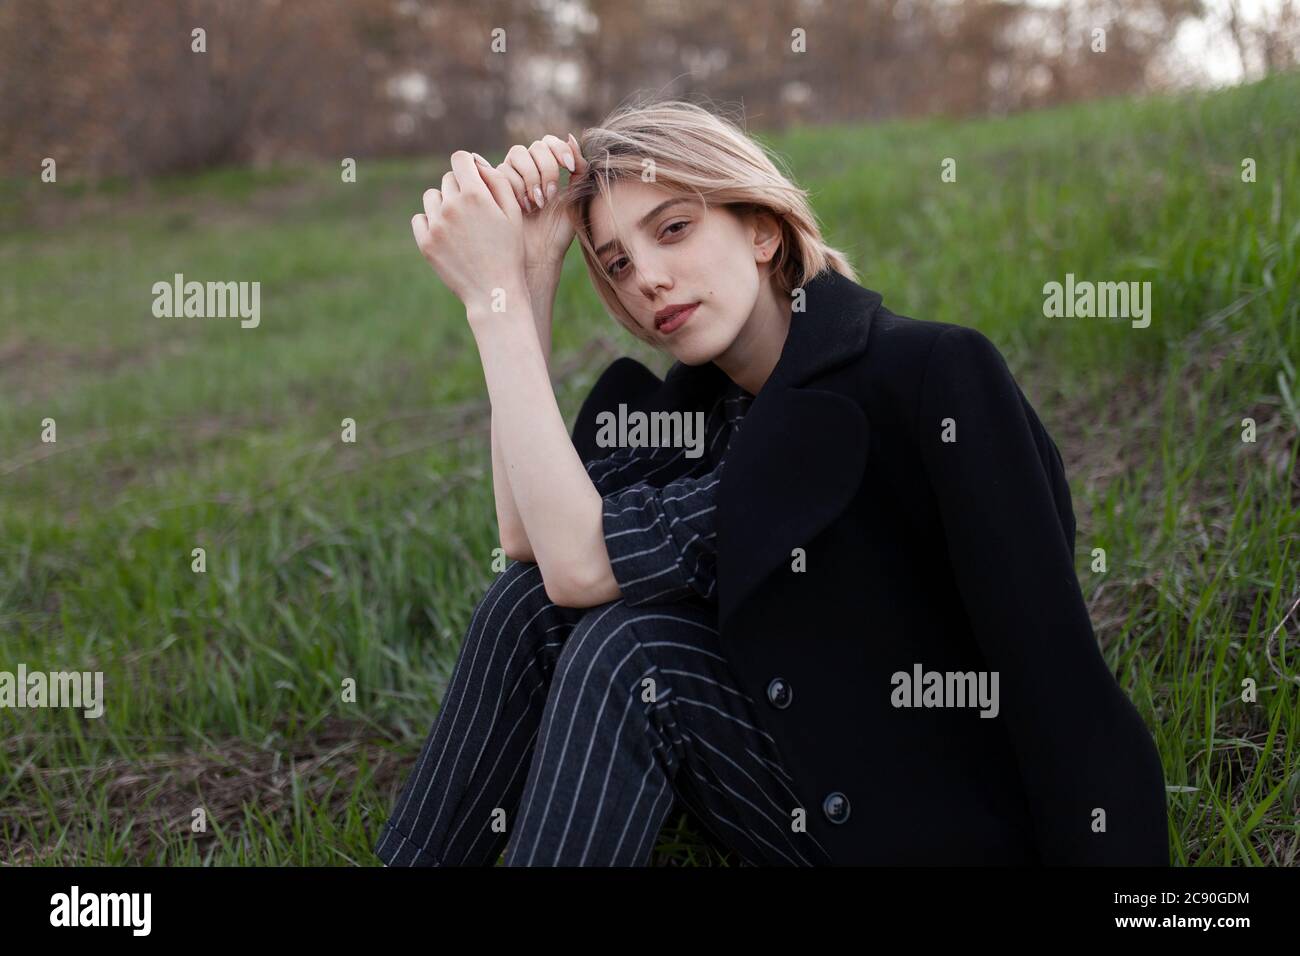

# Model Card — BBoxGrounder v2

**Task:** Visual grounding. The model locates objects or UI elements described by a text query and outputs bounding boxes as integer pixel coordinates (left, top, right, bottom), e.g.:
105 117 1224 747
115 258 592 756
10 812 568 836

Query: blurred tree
0 0 1266 180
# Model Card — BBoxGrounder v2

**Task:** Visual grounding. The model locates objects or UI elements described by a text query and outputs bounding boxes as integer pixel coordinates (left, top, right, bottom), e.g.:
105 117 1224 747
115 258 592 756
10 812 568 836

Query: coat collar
650 267 882 406
765 266 882 389
635 268 883 630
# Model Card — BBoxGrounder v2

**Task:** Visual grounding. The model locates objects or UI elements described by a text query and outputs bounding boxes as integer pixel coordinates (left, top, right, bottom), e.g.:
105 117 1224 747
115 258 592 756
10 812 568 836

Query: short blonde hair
559 94 857 347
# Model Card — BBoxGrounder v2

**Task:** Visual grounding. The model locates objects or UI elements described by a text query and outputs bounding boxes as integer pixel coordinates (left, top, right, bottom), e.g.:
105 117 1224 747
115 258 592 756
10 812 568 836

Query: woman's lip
656 302 698 334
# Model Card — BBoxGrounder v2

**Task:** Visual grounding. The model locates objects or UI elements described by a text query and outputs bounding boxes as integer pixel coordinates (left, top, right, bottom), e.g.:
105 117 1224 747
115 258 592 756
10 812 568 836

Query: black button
823 791 850 824
766 678 792 709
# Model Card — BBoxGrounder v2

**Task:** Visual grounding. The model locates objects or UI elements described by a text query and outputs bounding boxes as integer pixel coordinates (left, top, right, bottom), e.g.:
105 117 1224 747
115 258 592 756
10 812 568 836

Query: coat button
822 791 850 824
766 678 792 709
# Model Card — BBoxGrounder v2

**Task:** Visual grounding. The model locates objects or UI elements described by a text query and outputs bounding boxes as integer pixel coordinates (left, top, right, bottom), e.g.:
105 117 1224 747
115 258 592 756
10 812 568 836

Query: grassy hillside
1 72 1297 865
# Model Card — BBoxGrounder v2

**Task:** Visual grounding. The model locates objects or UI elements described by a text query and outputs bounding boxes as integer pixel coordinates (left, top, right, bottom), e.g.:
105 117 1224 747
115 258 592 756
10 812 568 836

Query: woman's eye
606 222 690 279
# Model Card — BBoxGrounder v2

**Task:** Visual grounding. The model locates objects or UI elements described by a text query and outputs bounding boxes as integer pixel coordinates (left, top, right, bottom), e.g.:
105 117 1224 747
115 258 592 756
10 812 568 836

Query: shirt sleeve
599 467 723 607
917 325 1168 865
583 443 699 498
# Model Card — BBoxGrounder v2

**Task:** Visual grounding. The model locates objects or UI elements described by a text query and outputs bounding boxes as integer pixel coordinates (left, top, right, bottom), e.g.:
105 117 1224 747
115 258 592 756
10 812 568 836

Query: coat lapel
714 269 880 631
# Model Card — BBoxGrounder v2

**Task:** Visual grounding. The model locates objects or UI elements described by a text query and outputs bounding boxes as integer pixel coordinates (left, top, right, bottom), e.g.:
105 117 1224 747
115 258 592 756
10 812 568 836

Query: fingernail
533 186 545 208
546 182 558 200
472 152 490 167
522 193 532 212
563 152 575 172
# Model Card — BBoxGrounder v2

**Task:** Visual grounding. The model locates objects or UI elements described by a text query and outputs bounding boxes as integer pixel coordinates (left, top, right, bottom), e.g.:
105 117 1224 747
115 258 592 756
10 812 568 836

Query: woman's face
587 179 772 366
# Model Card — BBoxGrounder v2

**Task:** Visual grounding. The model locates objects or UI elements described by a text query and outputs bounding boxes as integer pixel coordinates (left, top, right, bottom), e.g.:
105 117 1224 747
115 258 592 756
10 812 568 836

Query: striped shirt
584 379 755 607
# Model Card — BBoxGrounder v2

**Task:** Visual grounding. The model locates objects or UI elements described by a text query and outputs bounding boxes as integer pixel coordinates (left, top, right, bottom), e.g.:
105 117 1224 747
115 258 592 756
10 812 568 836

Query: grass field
1 73 1297 866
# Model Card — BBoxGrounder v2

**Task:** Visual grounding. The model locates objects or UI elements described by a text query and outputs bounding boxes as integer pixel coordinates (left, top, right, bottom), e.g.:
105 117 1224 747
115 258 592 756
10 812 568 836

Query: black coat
568 268 1169 865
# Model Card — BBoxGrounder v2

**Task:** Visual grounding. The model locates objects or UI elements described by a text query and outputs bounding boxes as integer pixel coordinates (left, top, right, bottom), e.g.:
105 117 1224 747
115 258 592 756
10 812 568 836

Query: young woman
375 98 1170 867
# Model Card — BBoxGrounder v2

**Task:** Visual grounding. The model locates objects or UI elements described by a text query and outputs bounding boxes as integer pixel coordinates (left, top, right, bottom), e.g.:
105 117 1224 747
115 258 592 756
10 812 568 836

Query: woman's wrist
525 273 558 367
528 285 555 324
526 269 560 311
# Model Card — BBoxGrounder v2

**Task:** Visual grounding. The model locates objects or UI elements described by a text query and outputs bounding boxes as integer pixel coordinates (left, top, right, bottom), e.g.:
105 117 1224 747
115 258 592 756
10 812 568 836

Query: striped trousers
374 559 831 866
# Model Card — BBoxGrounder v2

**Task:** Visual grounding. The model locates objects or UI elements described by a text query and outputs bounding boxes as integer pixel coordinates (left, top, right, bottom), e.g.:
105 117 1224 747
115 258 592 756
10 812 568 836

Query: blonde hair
559 94 857 347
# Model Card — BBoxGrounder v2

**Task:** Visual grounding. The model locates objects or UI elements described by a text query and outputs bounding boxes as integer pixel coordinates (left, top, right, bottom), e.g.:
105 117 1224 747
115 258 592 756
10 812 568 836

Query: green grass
1 73 1298 866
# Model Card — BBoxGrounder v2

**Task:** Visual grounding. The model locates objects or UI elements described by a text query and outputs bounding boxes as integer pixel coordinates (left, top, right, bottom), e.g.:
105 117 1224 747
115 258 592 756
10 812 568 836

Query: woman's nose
633 261 672 300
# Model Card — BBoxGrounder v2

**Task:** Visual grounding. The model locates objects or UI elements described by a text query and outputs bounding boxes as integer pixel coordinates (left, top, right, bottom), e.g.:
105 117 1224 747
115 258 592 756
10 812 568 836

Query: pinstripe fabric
592 380 752 606
583 379 751 497
375 554 830 866
373 378 827 865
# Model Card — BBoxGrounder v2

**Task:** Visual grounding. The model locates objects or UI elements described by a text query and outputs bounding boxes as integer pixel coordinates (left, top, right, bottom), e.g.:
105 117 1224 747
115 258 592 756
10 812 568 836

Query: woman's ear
751 209 782 263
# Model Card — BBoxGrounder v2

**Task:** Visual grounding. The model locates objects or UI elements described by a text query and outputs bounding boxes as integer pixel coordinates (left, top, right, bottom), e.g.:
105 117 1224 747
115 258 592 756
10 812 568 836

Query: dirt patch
2 712 735 866
2 716 402 865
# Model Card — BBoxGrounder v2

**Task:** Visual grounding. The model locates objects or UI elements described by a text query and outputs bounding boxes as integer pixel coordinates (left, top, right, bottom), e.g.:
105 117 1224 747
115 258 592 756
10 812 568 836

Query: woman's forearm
491 411 532 559
471 285 607 603
488 279 555 562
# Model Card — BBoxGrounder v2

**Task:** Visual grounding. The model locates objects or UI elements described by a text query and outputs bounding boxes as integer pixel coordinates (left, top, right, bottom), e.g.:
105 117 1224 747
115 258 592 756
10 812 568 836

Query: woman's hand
492 133 588 292
411 151 527 312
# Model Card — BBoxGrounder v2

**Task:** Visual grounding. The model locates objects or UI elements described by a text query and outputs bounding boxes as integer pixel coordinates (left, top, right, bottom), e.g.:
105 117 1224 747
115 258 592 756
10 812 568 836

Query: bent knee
467 559 550 631
555 601 716 676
